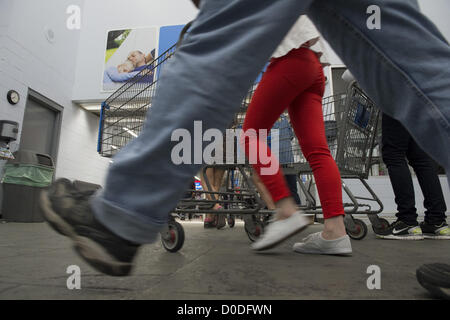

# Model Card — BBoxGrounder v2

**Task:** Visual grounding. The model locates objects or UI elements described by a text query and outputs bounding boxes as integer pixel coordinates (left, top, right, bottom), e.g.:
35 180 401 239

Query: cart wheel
346 218 367 240
161 221 185 252
371 217 390 234
245 221 264 242
227 216 235 228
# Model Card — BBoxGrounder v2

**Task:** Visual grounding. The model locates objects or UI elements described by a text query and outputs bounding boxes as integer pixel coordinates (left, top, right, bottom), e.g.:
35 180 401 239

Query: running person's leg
43 0 450 275
251 172 276 210
200 168 217 227
287 80 346 239
94 0 312 243
242 49 328 250
285 50 351 255
213 167 227 229
213 168 226 201
41 0 314 275
243 48 347 251
242 54 307 210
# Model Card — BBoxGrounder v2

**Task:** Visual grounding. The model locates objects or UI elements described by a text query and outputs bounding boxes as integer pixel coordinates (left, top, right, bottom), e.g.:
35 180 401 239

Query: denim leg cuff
90 190 165 244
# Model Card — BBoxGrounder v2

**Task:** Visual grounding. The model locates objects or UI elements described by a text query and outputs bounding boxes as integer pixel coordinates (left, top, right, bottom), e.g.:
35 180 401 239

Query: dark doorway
20 90 62 160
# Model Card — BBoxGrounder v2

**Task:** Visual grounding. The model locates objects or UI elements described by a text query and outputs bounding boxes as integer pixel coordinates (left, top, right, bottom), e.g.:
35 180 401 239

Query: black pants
381 113 447 225
285 174 301 205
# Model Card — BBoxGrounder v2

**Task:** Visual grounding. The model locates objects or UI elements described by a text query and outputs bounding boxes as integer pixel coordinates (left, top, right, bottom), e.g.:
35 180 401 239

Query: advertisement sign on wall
102 27 158 92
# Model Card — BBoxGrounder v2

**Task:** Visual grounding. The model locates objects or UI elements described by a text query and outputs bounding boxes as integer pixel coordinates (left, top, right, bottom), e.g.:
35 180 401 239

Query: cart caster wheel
372 217 390 234
161 221 185 252
227 216 235 228
346 218 368 240
245 221 264 242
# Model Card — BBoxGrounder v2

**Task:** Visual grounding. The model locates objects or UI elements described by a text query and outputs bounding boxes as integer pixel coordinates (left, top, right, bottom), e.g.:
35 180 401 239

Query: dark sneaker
40 178 140 276
375 220 424 240
420 221 450 240
416 263 450 300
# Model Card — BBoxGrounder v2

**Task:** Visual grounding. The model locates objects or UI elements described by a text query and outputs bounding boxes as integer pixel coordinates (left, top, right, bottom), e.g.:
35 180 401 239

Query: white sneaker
251 211 310 251
293 232 352 256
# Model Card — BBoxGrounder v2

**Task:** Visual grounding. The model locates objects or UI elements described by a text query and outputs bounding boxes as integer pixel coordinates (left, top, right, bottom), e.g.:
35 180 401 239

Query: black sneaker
420 221 450 240
375 220 424 240
416 263 450 300
40 178 140 276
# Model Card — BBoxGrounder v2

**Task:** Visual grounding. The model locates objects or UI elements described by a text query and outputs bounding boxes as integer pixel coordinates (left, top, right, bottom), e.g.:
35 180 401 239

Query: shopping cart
98 35 387 252
98 42 267 250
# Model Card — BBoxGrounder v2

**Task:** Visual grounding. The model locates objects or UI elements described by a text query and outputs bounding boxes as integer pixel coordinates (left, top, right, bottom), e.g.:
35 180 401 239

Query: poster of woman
102 27 157 92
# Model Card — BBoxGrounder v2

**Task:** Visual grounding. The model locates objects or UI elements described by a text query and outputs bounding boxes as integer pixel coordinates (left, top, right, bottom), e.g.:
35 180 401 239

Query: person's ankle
322 215 347 240
321 229 347 240
275 197 297 220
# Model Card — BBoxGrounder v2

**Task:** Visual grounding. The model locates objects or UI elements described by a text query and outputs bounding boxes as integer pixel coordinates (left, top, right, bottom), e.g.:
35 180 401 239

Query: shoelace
391 220 405 229
302 232 320 243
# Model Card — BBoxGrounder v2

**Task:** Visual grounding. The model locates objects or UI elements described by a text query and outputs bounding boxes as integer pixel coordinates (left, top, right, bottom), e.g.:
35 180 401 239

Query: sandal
204 215 216 228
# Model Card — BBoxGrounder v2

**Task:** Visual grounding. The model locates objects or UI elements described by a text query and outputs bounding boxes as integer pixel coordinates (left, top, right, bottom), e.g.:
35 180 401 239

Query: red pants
242 48 345 219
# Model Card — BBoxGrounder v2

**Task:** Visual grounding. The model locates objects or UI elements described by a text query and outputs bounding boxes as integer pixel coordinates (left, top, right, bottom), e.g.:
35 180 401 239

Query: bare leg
322 216 347 240
252 172 276 210
275 197 298 220
200 168 216 220
212 168 226 209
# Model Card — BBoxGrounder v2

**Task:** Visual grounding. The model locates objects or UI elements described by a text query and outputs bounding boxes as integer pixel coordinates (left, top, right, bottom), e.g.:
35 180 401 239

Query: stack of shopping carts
98 41 388 252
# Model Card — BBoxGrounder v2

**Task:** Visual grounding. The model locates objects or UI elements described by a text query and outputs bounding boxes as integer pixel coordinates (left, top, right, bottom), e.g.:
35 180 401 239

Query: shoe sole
40 190 132 277
293 247 353 256
423 235 450 240
252 216 310 251
376 234 424 240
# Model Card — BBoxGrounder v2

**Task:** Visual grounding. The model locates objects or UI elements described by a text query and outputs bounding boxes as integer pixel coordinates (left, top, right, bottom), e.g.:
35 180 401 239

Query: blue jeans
307 0 449 181
92 0 450 244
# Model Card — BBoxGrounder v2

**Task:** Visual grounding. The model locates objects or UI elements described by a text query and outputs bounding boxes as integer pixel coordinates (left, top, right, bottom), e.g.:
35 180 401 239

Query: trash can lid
7 150 54 167
0 120 19 126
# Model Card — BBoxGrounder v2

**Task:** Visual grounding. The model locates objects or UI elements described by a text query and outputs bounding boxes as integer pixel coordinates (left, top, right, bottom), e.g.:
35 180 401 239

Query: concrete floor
0 218 449 300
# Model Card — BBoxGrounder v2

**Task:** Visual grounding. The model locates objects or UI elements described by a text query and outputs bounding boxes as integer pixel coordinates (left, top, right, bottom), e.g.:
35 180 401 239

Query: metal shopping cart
98 43 268 250
98 38 387 252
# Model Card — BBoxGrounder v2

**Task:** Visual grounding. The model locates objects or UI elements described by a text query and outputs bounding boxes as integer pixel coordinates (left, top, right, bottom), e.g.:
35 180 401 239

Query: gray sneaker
251 211 311 251
40 178 140 276
293 232 352 256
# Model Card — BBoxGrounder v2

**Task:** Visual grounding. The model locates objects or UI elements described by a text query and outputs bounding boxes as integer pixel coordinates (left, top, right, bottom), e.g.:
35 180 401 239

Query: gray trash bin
1 150 54 222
